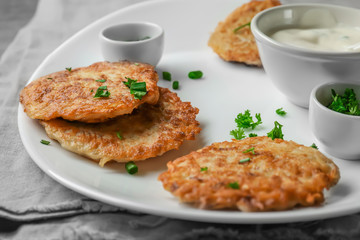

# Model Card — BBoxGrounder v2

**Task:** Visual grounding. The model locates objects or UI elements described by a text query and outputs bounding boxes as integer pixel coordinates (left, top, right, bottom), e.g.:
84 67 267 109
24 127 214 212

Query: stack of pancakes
20 61 201 166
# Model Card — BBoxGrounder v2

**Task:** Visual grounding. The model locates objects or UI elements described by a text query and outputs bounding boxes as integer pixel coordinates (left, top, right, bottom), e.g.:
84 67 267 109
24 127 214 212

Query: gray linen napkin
1 0 360 239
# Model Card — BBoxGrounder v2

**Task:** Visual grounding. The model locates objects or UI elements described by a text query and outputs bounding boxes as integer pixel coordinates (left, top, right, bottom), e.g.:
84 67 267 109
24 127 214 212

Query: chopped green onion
162 71 172 81
188 70 203 79
200 167 208 172
40 139 50 145
227 182 240 189
239 158 250 163
65 67 72 72
125 161 138 175
96 79 106 83
234 22 251 33
243 147 255 154
276 107 287 116
116 131 123 140
93 86 110 98
172 81 179 90
310 143 318 149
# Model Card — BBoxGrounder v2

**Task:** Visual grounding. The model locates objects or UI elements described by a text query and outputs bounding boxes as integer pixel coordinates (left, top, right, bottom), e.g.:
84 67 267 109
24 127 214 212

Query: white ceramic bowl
309 82 360 160
99 22 164 66
251 4 360 108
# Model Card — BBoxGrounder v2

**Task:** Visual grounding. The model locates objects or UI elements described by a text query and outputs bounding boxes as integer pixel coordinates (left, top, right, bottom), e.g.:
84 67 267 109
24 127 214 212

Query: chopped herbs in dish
328 88 360 116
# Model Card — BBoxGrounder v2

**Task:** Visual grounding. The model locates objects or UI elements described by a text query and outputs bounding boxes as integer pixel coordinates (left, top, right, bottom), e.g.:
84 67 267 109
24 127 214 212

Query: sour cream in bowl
251 4 360 108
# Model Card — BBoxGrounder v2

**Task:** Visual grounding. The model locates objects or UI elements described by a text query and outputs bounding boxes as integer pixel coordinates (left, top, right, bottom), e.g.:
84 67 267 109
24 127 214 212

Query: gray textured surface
0 0 38 56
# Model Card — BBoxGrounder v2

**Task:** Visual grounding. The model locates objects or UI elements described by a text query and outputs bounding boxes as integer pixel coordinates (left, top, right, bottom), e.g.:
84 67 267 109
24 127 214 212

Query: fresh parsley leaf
230 128 246 140
93 86 110 98
248 133 258 138
123 77 147 100
234 22 251 33
267 121 284 140
227 182 240 189
65 67 72 72
235 110 262 130
276 107 287 116
188 71 203 79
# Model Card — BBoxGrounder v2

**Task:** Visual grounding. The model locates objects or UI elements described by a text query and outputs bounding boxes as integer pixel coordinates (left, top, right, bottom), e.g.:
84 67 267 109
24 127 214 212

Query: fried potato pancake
39 87 201 167
208 0 281 66
159 136 340 211
20 61 159 123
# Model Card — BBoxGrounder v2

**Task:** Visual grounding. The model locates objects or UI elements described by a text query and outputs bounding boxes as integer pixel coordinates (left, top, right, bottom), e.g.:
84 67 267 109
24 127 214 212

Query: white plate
18 0 360 224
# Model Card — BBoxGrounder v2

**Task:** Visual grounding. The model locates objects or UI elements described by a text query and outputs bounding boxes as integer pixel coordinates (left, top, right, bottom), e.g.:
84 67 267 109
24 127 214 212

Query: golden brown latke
20 61 159 123
39 87 201 167
158 136 340 212
208 0 281 66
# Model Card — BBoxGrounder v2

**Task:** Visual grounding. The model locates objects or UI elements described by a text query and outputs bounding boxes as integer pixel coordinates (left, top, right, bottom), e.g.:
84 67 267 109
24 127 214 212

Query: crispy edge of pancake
19 61 159 123
158 136 340 212
39 87 201 167
208 0 281 66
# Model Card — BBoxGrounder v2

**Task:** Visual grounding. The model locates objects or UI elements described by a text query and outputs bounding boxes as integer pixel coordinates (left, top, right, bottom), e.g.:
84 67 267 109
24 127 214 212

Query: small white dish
309 82 360 160
251 4 360 108
99 22 164 66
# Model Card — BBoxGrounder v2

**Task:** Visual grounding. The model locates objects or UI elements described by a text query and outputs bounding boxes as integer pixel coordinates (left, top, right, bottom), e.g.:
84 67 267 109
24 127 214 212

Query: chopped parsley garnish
47 78 53 80
248 133 258 138
328 88 360 116
200 167 208 172
234 22 251 33
123 77 147 100
93 86 110 98
125 161 138 175
243 147 255 154
116 131 123 140
227 182 240 189
267 121 284 140
276 107 287 116
172 81 179 90
188 71 203 79
235 110 262 130
230 128 246 140
96 79 106 83
65 67 72 72
239 158 250 163
162 72 171 81
40 139 50 145
310 143 318 149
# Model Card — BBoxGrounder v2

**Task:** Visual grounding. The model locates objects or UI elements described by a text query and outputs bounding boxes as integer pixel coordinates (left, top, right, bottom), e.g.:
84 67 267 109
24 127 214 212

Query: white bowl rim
251 3 360 58
99 21 164 45
311 81 360 119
